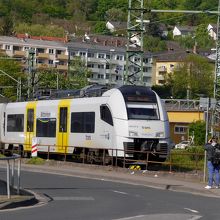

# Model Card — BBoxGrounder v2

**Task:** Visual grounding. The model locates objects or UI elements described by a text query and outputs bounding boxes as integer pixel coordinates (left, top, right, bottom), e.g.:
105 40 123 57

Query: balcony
158 66 167 72
56 65 68 71
37 63 49 69
13 50 26 57
37 53 49 59
0 49 6 55
57 54 68 60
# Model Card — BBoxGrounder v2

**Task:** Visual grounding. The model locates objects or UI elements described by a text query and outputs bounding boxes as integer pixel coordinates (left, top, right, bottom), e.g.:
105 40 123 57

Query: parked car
175 141 191 149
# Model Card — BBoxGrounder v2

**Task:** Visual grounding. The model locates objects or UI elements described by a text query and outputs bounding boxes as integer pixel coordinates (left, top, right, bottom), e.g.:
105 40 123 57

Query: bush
26 157 45 165
168 146 204 171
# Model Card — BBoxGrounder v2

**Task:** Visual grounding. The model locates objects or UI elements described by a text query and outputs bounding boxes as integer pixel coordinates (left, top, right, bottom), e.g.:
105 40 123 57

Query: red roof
16 34 67 42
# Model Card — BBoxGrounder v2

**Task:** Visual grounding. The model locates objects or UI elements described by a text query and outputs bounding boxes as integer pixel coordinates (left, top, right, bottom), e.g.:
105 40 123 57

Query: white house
173 26 195 38
207 24 217 40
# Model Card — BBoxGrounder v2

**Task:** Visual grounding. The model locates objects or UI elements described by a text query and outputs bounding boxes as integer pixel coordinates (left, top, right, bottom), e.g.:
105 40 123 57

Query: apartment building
0 35 68 72
152 51 189 85
0 34 153 86
67 40 153 86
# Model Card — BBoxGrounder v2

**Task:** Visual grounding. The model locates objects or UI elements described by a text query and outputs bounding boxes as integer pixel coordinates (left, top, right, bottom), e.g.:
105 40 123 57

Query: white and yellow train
0 85 171 161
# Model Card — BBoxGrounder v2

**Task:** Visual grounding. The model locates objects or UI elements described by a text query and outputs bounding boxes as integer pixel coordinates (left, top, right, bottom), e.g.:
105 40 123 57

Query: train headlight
129 131 138 137
156 132 164 137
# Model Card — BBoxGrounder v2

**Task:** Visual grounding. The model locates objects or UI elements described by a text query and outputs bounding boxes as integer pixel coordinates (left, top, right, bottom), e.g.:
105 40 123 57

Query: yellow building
164 99 205 144
152 50 189 85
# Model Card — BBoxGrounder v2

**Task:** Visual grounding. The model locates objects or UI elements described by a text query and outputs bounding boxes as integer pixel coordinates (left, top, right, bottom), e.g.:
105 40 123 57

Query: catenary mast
125 0 220 134
124 0 145 85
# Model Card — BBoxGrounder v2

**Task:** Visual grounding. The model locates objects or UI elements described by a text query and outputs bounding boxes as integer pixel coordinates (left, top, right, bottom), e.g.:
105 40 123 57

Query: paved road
0 169 220 220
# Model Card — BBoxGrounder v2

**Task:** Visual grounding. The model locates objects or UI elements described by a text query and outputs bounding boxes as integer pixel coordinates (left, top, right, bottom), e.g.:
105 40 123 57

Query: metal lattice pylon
213 0 220 134
124 0 145 85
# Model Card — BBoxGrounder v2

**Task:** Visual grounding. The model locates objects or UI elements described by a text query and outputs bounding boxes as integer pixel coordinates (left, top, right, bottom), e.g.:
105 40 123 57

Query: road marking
114 214 202 220
53 196 94 201
113 215 145 220
184 208 199 213
112 190 128 195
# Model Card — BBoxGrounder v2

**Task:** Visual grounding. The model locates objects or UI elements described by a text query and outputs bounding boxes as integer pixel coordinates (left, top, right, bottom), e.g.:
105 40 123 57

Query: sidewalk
1 160 220 210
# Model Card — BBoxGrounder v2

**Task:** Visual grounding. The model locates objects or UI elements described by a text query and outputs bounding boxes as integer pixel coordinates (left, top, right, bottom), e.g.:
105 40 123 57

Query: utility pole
125 0 146 86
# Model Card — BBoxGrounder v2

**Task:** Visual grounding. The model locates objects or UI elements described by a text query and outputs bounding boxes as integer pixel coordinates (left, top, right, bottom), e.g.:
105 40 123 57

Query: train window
7 114 24 132
100 105 113 126
27 109 34 132
59 107 67 132
36 118 56 137
71 112 95 133
127 104 159 120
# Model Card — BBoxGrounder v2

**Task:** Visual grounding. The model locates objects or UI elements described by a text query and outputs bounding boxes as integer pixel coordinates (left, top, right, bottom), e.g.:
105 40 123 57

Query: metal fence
0 154 21 199
2 143 205 173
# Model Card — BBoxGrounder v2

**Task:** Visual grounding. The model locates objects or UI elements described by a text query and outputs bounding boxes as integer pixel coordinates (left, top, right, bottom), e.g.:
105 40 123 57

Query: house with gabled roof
207 24 217 40
173 26 195 38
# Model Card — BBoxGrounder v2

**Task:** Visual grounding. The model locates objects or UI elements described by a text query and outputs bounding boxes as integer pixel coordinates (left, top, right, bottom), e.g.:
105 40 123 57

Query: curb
0 181 38 210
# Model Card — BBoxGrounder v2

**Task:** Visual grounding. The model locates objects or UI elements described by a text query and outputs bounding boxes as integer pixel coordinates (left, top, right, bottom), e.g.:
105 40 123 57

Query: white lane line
112 190 128 195
184 208 199 213
113 215 145 220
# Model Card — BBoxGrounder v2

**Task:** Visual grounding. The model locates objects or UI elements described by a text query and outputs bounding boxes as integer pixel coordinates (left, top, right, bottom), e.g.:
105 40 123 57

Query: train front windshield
127 104 159 120
118 85 160 121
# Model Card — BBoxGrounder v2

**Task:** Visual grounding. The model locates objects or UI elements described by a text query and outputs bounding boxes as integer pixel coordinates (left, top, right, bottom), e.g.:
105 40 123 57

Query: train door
100 104 114 149
24 102 37 152
56 100 71 154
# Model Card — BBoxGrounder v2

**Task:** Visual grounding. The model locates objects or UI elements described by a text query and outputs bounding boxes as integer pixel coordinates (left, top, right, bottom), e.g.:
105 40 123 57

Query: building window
7 114 24 132
87 63 94 68
116 55 123 60
79 51 86 57
49 49 54 54
70 52 75 56
71 112 95 133
88 53 94 58
5 45 11 50
48 60 53 64
174 125 188 134
106 54 110 59
98 53 105 59
98 74 104 79
98 64 104 69
143 58 149 63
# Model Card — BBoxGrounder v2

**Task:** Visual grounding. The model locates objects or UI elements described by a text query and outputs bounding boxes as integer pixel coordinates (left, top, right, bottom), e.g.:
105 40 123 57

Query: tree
167 54 214 99
93 21 110 34
68 57 91 89
0 59 24 101
143 35 167 52
0 15 15 36
15 23 66 37
152 84 172 99
105 8 126 22
195 24 215 49
189 120 206 145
